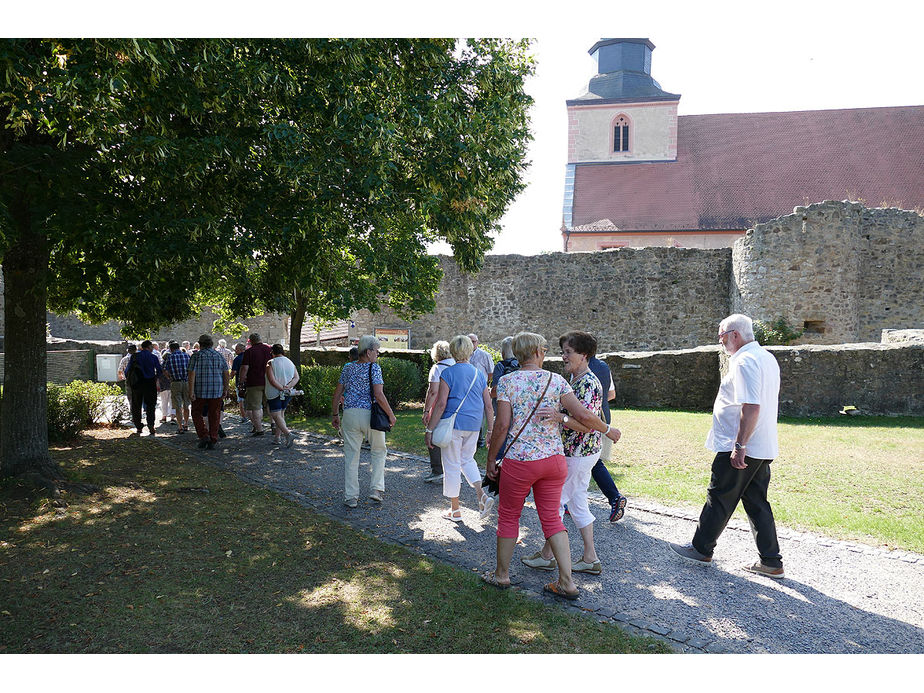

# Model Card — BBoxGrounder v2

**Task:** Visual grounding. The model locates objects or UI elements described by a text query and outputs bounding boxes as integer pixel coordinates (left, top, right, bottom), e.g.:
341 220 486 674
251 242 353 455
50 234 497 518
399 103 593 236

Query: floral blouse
561 370 603 457
496 369 572 461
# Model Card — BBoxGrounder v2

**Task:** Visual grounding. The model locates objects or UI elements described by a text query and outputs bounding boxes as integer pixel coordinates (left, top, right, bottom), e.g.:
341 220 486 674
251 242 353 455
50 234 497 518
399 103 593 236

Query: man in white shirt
468 333 494 448
670 314 785 578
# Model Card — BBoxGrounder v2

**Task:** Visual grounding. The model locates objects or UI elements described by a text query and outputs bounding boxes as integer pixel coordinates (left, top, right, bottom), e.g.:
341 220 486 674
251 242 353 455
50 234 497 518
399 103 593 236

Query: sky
10 0 924 259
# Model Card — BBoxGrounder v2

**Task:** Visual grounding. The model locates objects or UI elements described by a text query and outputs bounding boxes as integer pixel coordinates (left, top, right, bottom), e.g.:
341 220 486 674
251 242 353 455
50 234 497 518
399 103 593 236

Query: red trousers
496 454 568 539
192 397 223 443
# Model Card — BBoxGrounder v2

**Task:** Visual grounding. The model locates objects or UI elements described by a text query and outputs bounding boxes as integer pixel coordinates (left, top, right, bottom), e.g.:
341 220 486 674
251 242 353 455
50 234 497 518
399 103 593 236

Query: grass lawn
0 428 670 654
292 407 924 553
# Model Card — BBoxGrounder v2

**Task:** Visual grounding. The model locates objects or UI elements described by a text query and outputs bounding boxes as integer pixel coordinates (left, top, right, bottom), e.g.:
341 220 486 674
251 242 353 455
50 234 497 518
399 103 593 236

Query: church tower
563 38 680 228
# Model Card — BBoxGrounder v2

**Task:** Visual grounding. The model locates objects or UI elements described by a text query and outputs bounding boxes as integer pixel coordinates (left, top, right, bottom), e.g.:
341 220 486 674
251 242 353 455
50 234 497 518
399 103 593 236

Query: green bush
47 380 124 442
754 317 804 346
293 365 342 417
377 356 423 405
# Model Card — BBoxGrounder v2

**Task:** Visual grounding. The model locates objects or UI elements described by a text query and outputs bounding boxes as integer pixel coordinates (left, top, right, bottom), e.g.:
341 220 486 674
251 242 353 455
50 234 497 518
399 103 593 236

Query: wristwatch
562 415 570 424
734 442 746 451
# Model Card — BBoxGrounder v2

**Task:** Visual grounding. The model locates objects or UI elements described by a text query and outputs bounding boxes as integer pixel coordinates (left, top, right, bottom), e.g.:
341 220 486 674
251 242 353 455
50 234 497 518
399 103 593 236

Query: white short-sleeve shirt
427 358 455 383
706 340 780 459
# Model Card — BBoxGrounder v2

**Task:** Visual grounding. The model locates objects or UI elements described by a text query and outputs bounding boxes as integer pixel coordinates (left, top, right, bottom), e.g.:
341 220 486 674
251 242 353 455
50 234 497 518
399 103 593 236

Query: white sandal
442 508 463 522
479 493 495 519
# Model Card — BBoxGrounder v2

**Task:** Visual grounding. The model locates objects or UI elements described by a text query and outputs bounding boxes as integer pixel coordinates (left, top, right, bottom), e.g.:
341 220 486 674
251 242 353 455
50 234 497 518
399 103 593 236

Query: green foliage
480 344 503 365
46 380 124 442
377 357 424 404
754 317 804 346
292 365 342 418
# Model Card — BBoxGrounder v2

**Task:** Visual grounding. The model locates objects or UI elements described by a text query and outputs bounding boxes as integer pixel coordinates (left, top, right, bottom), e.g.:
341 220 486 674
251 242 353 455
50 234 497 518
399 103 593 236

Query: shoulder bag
482 372 553 495
368 362 392 432
431 366 480 449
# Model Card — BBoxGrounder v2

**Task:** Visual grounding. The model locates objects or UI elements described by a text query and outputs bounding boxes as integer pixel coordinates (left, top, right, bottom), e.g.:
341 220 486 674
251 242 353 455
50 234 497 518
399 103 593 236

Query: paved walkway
154 418 924 654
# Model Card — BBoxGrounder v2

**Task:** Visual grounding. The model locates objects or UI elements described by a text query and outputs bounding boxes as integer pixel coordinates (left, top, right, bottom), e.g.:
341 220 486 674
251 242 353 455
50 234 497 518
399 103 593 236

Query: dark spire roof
568 37 680 105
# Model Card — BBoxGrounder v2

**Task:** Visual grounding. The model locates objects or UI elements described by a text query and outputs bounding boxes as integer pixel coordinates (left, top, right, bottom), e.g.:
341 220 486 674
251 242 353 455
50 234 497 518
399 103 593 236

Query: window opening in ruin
613 115 630 152
803 320 826 333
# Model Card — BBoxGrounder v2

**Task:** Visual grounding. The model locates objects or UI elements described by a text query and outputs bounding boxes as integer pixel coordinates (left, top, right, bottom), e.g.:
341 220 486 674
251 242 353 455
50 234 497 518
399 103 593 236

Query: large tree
205 39 534 370
0 39 533 485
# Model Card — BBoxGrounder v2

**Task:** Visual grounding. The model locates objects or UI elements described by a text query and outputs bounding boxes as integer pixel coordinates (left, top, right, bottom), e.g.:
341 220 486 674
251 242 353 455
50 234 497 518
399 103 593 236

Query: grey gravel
155 420 924 654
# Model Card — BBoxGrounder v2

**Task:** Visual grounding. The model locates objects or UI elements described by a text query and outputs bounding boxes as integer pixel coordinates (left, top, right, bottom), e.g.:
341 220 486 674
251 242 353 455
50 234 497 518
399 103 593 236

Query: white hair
357 335 381 356
500 336 515 360
218 339 227 347
720 314 755 342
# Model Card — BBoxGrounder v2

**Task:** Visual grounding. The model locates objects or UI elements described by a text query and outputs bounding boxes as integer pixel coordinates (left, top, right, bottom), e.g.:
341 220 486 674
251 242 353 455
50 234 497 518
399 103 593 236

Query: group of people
117 332 300 450
331 315 786 600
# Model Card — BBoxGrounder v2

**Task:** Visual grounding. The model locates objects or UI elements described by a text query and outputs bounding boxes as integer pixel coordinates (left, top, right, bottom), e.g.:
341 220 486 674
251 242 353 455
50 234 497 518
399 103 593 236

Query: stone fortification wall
353 249 732 353
45 308 288 348
732 201 923 345
768 343 923 417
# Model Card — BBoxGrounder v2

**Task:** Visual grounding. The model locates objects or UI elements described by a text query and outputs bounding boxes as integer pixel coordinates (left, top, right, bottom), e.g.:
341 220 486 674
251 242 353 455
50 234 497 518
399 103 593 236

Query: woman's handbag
368 363 392 432
431 368 480 449
482 372 553 496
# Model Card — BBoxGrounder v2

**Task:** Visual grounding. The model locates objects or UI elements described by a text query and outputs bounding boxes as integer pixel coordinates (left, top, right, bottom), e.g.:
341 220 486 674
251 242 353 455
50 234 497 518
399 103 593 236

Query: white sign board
96 353 121 382
373 328 410 351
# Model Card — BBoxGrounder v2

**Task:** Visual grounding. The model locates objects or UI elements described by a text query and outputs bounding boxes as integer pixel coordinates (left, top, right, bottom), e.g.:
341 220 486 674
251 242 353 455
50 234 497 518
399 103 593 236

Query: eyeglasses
718 329 735 341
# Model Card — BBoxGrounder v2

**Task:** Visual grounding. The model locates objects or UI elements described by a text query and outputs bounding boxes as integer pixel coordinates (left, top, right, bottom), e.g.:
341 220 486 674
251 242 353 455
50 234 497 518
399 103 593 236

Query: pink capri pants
496 454 568 539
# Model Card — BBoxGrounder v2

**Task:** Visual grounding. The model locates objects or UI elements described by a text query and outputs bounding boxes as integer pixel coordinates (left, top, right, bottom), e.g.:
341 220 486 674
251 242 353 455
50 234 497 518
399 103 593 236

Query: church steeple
569 38 680 104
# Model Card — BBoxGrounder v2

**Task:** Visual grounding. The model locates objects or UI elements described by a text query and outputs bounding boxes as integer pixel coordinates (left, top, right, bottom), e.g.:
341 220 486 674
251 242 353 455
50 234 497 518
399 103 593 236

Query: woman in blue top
425 335 495 522
331 335 397 508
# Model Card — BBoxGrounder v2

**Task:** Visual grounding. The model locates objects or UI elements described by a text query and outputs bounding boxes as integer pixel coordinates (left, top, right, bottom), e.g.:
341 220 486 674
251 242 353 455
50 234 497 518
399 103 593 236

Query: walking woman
424 335 495 522
522 331 620 577
482 331 619 600
265 343 300 448
331 335 397 508
421 340 454 483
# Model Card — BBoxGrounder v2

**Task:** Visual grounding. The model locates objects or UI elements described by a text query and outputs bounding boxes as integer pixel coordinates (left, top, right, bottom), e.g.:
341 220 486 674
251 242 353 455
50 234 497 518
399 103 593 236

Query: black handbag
368 362 392 432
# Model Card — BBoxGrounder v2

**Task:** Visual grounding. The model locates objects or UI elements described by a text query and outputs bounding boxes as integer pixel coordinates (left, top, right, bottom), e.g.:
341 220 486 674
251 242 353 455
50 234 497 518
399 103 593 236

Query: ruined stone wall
732 201 923 345
353 248 732 353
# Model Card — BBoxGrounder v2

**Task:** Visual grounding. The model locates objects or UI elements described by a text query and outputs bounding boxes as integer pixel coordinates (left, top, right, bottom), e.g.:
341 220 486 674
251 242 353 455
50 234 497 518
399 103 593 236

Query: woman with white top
425 335 495 522
265 343 300 448
421 340 455 483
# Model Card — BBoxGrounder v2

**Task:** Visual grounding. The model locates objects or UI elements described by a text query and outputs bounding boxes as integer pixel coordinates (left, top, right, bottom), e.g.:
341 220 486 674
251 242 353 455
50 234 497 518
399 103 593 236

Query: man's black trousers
130 377 158 432
691 451 782 567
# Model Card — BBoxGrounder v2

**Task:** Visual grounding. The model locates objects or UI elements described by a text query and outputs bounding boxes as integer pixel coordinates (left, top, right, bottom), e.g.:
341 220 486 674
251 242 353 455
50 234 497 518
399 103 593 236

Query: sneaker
609 495 628 522
344 498 358 509
285 432 296 449
521 551 557 571
669 542 713 565
206 441 216 450
369 490 384 503
197 439 209 449
744 562 785 579
572 559 603 575
423 472 444 483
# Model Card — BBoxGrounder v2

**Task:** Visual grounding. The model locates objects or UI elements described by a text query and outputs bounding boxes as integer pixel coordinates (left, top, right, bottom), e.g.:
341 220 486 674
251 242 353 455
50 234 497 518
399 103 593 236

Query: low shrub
293 365 342 417
47 380 124 442
378 357 423 405
754 317 804 346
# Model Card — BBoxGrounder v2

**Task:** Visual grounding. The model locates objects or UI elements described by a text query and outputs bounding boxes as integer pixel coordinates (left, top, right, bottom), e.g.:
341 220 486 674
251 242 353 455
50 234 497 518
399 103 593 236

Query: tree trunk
288 289 306 374
0 208 60 482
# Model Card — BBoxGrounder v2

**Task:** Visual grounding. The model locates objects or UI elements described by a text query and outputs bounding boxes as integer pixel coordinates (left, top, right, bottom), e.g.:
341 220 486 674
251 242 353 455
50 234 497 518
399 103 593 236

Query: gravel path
154 419 924 654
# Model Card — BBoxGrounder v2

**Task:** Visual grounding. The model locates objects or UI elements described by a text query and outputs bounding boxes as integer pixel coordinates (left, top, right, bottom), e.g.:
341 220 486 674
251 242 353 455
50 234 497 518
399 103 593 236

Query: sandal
479 493 495 519
521 551 557 571
442 508 463 522
481 571 510 590
543 581 579 601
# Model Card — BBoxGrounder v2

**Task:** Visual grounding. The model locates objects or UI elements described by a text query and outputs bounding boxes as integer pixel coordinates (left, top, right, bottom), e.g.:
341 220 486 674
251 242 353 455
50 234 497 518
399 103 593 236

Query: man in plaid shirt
188 333 230 449
163 341 192 433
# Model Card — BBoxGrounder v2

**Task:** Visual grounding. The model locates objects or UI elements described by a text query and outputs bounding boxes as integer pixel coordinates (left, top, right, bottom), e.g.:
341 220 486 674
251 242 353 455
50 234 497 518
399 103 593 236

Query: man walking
188 334 230 450
588 351 629 522
238 332 274 436
127 340 163 436
670 314 784 578
163 341 191 433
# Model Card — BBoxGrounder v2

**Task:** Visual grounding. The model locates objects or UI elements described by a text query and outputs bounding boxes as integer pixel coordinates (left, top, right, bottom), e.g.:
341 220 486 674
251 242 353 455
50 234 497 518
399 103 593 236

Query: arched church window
613 115 630 152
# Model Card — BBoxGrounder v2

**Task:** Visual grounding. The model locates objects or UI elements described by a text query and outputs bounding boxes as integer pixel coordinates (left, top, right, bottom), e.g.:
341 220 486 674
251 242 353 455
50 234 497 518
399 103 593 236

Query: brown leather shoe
744 562 785 579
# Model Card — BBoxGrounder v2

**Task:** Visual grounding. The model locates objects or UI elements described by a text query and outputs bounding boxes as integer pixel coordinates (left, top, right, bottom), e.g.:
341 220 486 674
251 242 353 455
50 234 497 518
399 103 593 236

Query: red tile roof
570 105 924 232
